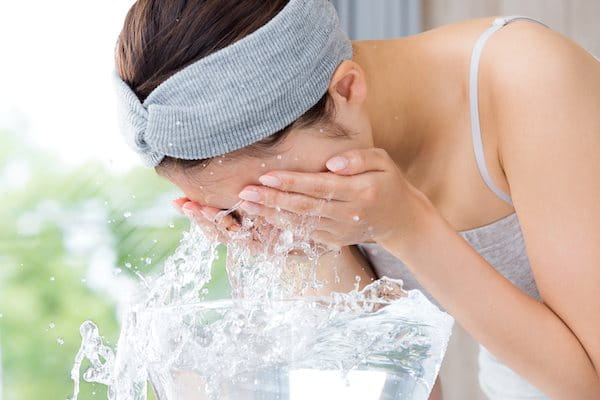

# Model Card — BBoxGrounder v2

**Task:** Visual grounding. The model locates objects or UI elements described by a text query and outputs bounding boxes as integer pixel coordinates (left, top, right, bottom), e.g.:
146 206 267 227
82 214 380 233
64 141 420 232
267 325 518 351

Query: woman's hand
236 148 436 250
172 197 316 255
172 197 242 243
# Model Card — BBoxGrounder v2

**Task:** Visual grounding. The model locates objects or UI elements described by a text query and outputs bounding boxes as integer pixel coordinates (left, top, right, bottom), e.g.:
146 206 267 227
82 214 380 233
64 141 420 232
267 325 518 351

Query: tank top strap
468 16 549 207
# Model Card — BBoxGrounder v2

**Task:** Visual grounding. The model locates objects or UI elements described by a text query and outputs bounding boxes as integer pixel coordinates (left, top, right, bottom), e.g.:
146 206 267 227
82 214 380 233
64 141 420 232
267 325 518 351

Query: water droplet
125 262 132 269
276 155 282 160
367 226 374 232
352 215 360 222
260 163 266 168
275 206 281 212
0 313 3 318
218 159 223 164
168 142 174 147
169 222 175 228
48 321 56 329
123 211 132 218
131 194 136 199
209 171 214 175
319 129 324 133
145 257 152 265
152 239 158 243
81 278 87 283
175 120 182 126
57 337 64 345
50 276 55 282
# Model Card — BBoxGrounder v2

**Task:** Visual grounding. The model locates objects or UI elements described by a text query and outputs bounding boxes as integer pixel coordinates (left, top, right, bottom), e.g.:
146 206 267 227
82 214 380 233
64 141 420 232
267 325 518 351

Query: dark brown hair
115 0 353 177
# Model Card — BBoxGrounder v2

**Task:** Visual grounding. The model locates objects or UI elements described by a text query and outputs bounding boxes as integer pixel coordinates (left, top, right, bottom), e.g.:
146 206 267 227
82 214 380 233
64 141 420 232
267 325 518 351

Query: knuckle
362 185 377 202
297 199 313 214
313 181 331 198
371 147 388 164
374 147 387 157
261 188 278 206
352 151 366 167
279 175 294 190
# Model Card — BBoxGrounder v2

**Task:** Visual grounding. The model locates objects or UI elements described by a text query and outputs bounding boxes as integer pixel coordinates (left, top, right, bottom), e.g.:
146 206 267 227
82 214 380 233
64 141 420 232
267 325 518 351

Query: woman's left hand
237 148 436 249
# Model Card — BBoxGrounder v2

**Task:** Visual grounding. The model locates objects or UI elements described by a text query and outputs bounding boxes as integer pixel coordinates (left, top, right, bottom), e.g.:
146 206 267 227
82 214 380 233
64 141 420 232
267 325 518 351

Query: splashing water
70 201 454 399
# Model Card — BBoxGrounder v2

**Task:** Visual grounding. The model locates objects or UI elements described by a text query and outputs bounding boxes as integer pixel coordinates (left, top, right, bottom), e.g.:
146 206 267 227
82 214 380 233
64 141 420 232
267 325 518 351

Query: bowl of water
71 221 453 400
130 282 454 400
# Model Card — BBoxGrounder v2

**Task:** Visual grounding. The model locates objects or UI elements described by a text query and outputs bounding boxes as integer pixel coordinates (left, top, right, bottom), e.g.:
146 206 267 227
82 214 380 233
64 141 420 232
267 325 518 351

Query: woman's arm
383 22 600 399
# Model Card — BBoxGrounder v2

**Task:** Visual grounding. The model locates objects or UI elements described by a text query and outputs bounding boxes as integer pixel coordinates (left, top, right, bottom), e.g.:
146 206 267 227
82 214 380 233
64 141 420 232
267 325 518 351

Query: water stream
70 201 454 399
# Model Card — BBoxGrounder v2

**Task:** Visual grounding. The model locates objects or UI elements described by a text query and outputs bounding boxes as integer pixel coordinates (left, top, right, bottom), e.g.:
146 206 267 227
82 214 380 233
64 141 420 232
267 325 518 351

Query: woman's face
163 122 372 213
161 59 372 214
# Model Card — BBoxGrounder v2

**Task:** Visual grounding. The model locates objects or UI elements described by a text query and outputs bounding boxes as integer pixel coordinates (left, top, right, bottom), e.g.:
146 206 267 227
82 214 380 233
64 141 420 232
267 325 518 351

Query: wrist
376 188 444 259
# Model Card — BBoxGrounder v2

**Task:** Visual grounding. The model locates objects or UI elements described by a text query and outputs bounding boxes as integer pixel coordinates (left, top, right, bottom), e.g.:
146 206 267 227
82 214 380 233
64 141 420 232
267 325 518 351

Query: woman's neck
352 36 463 180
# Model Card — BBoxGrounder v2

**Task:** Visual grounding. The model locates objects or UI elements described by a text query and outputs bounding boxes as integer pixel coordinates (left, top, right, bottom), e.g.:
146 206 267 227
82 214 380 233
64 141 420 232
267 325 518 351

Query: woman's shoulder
481 16 600 128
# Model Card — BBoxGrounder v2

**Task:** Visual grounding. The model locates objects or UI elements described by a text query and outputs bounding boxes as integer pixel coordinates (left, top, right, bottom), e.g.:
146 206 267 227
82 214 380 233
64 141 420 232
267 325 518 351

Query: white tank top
357 15 556 399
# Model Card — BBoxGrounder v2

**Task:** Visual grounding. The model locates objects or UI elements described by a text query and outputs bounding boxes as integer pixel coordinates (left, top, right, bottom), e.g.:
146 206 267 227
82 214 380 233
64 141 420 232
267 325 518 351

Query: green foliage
0 128 231 399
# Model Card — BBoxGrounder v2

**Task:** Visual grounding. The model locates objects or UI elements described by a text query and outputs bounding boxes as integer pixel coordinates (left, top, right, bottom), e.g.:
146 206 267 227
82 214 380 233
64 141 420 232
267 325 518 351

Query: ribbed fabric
112 0 353 167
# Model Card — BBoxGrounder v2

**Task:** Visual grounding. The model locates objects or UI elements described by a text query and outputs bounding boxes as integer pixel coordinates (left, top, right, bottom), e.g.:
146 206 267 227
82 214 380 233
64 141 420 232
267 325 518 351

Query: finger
172 197 191 214
193 204 241 233
257 171 361 202
239 200 334 231
181 202 240 239
238 186 339 218
325 147 390 175
181 207 227 242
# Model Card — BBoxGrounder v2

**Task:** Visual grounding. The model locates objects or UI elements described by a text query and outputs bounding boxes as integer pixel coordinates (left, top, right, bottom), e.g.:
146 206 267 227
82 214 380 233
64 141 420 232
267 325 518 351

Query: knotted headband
111 0 352 168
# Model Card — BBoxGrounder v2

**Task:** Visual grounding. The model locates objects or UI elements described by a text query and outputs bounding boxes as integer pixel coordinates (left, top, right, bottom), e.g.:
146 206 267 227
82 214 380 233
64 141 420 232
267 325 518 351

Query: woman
113 0 600 398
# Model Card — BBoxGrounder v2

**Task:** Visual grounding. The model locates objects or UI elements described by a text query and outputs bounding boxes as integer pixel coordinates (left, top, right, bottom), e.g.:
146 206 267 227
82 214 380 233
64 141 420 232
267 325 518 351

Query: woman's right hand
172 197 242 244
172 197 284 255
172 197 335 256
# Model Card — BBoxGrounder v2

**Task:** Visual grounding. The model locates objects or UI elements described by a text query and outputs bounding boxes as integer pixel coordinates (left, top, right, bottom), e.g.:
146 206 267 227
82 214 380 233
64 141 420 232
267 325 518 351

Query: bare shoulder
484 17 600 93
482 18 600 162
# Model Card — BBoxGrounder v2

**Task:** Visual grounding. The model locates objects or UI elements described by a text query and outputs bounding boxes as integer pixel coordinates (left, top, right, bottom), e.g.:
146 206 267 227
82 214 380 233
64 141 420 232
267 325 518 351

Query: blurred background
1 1 598 399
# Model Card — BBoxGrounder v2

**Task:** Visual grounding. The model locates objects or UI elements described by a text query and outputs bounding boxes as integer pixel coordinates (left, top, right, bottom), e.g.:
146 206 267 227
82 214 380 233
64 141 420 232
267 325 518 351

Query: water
70 201 454 399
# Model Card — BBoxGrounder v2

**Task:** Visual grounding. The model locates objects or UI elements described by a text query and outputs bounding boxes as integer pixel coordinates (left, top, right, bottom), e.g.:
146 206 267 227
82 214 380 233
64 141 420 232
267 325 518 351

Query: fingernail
258 175 281 188
240 201 261 214
326 156 348 172
239 188 261 202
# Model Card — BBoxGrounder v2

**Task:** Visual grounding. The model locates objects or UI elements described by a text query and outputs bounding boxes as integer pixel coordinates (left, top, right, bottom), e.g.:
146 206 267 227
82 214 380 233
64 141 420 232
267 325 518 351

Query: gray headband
112 0 352 168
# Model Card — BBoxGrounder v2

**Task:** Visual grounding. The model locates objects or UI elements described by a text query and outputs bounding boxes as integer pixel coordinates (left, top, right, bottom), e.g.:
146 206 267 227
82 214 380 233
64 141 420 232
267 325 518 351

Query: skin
164 16 600 399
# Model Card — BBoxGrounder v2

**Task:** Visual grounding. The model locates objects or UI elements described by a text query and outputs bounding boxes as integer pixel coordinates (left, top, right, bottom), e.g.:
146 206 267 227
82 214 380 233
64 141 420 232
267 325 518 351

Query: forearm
380 199 600 399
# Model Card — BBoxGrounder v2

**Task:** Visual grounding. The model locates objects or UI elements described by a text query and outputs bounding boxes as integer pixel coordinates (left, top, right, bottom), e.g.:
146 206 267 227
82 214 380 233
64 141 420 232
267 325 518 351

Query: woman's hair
115 0 352 177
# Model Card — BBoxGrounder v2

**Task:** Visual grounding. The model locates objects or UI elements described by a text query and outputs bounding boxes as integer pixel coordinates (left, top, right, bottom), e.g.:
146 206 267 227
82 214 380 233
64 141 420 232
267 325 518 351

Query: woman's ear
328 60 367 105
